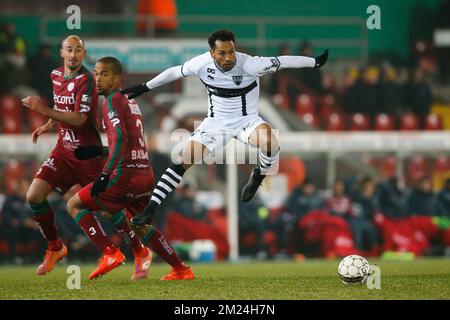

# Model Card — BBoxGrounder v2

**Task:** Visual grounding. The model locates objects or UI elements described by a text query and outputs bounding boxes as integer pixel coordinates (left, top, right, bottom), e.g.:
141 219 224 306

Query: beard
67 63 80 70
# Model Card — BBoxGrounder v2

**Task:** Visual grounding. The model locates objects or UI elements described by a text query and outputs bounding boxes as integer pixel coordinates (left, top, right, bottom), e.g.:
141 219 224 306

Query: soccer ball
338 255 370 285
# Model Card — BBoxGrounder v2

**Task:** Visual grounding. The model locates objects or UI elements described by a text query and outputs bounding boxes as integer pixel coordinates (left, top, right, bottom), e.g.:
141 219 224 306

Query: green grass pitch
0 258 449 299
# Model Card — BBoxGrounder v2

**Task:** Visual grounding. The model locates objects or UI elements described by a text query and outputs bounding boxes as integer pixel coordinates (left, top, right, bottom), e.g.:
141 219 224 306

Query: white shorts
188 115 268 153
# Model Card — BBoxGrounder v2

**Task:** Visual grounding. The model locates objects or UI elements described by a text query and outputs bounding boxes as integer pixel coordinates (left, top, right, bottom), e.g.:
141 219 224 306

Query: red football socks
142 226 183 268
75 210 112 252
30 202 61 249
114 217 146 257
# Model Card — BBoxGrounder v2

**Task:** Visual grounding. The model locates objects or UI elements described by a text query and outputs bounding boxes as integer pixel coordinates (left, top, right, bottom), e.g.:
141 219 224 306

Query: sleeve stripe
105 95 123 171
82 66 94 97
275 56 281 72
180 63 186 77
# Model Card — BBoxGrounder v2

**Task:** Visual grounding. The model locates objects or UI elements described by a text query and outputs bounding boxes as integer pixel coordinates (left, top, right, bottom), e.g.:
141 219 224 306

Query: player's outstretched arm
121 65 184 100
273 49 329 71
22 96 87 128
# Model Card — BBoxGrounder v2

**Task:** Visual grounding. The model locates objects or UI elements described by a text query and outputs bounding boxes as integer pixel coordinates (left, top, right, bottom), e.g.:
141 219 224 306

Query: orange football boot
160 264 195 280
89 246 125 280
36 244 68 275
131 247 153 280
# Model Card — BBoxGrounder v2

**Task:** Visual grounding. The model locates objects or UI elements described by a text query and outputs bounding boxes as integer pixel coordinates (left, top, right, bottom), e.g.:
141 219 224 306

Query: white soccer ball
338 255 370 285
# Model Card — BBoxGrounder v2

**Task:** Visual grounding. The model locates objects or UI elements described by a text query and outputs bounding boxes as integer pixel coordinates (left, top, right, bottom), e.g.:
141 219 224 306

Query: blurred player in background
21 35 107 276
66 57 194 280
121 29 328 228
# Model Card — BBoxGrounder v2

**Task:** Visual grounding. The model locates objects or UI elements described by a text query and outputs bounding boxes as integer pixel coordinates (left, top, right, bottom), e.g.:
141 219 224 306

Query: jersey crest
232 75 243 85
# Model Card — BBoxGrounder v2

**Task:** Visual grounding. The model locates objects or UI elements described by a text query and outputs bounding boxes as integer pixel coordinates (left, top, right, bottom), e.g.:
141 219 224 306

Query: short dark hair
96 56 123 75
208 29 235 49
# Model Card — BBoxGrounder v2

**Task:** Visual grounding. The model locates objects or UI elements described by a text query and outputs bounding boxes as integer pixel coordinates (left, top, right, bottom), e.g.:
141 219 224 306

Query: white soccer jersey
181 51 283 118
146 51 316 119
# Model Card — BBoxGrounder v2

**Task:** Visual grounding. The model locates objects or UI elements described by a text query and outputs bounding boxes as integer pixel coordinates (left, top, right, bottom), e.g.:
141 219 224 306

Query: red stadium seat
30 160 41 176
424 113 443 131
4 160 26 194
379 156 397 178
374 113 395 131
366 157 379 169
1 95 23 134
321 94 336 109
406 155 429 185
349 113 371 131
299 112 320 128
400 113 420 131
27 109 48 132
27 96 49 132
320 94 340 119
272 94 290 111
324 112 346 131
434 154 450 172
295 93 316 115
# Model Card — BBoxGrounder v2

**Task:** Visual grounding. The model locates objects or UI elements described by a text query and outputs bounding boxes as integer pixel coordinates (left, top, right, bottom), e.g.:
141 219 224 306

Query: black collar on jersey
213 58 237 73
200 79 257 98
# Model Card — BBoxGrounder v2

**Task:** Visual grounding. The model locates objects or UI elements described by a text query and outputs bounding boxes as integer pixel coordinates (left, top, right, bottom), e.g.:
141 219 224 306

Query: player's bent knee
26 189 47 206
66 195 83 218
26 179 52 205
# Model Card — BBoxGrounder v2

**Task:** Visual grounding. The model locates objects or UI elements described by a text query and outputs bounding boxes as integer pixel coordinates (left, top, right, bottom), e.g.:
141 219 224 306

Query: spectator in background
136 0 178 37
0 22 26 57
402 68 432 118
0 179 43 264
238 195 271 258
405 177 439 216
376 65 401 115
0 21 30 95
342 67 379 116
377 176 408 218
147 133 173 229
286 177 325 219
435 0 450 82
296 41 323 94
342 68 364 114
28 44 58 103
349 176 381 252
172 184 208 220
267 43 291 96
434 178 450 217
269 42 324 111
326 178 352 218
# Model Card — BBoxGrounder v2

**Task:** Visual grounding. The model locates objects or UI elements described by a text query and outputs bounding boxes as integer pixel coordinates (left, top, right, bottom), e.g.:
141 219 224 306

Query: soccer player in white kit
122 29 328 228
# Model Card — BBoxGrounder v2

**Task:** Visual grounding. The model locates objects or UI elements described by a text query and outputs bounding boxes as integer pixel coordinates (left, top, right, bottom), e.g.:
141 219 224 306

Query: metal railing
40 14 368 62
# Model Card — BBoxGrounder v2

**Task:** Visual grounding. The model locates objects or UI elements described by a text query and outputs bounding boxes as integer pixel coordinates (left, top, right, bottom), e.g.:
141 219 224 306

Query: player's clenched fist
120 83 150 99
22 96 51 116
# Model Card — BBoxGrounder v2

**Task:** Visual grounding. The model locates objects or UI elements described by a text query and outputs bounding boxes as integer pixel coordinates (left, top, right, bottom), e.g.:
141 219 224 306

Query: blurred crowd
1 5 450 264
266 40 445 132
2 164 450 264
237 174 450 260
0 21 57 102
